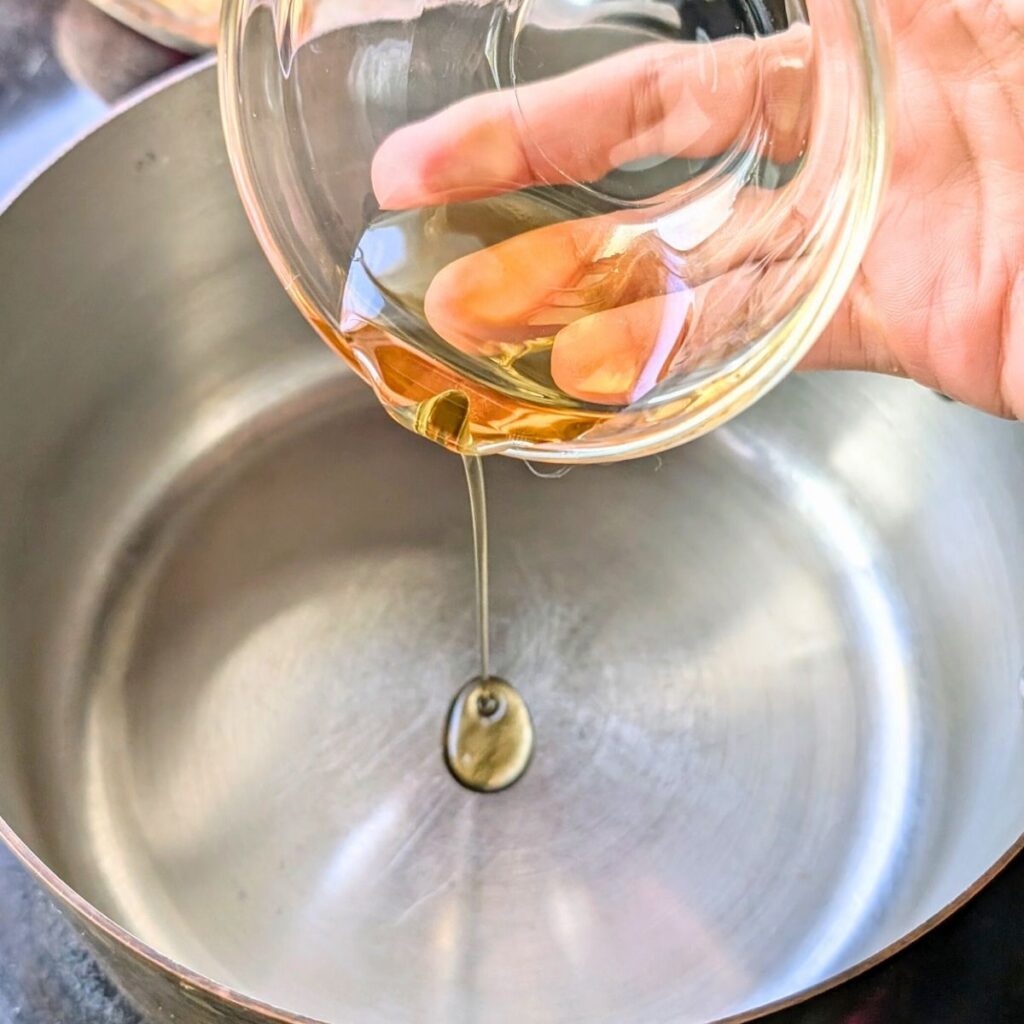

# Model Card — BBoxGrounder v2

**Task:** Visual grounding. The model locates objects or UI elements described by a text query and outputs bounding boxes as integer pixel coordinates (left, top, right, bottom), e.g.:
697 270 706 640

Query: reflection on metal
0 63 1023 1024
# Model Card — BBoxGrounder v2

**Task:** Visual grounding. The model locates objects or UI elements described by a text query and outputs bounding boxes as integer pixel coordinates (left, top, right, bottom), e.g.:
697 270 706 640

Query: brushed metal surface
1 64 1024 1024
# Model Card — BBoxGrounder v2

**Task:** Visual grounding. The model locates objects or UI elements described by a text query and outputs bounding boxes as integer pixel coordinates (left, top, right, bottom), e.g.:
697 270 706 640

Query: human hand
370 2 1024 417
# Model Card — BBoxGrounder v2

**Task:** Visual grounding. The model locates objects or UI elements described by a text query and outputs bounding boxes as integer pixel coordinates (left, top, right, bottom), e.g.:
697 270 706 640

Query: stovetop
0 847 139 1023
1 4 1023 1023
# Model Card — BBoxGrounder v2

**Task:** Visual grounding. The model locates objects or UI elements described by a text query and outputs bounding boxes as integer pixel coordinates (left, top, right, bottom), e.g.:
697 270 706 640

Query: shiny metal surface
1 64 1024 1024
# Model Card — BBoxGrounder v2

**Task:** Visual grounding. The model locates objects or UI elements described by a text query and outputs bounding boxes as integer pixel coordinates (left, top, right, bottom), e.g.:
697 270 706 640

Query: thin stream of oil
462 454 490 682
444 456 534 793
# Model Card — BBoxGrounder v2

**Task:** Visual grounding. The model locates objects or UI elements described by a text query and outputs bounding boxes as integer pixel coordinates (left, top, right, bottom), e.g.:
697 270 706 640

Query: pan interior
0 66 1023 1024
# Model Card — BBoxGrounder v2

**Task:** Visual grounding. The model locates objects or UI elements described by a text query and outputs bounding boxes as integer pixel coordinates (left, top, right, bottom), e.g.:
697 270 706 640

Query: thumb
801 277 904 377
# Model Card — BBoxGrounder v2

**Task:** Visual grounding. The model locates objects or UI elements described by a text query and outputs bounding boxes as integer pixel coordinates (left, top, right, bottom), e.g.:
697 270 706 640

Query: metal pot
1 62 1023 1024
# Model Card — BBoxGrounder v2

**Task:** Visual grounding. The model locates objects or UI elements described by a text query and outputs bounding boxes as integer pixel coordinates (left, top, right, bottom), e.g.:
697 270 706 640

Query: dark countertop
1 5 1022 1024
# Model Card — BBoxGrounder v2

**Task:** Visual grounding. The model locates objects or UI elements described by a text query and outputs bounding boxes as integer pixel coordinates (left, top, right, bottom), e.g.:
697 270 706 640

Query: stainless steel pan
1 62 1023 1024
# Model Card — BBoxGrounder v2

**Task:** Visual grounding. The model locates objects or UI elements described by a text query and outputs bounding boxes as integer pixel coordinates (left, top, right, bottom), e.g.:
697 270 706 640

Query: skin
811 0 1024 419
370 0 1024 418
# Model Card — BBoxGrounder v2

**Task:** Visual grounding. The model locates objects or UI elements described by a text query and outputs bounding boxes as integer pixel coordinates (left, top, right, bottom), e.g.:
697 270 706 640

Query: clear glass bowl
220 0 889 462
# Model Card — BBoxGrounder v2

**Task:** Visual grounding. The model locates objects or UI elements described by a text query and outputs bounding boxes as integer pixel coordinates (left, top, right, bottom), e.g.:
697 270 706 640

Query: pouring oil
444 455 534 793
318 194 586 787
463 454 492 683
307 189 669 455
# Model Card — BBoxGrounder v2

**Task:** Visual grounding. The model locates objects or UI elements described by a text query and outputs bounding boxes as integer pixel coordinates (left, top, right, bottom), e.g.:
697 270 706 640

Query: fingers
550 292 693 405
413 187 849 408
802 276 902 378
423 183 812 362
371 25 812 209
549 261 802 404
423 216 616 355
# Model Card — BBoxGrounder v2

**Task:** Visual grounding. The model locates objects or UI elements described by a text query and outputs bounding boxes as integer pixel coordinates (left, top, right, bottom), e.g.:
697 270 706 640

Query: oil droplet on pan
445 677 534 793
